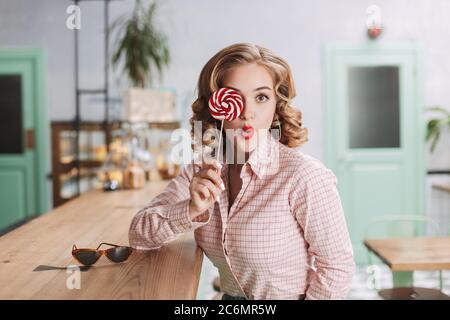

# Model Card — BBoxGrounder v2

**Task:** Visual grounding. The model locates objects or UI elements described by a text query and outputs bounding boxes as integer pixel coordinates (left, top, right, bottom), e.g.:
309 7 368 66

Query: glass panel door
347 66 400 148
0 75 22 154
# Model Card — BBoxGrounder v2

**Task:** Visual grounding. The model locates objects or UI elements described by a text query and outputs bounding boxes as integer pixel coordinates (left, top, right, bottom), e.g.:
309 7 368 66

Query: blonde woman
129 43 355 300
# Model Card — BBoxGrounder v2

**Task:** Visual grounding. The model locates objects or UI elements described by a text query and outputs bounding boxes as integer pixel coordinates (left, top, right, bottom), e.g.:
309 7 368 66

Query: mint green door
0 49 49 232
324 43 425 264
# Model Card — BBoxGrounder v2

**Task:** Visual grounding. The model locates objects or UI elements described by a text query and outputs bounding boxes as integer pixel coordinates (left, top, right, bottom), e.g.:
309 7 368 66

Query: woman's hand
188 160 225 221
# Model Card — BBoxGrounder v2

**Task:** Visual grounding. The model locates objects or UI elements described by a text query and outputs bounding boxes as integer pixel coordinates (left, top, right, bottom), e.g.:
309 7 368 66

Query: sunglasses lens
106 247 132 263
74 251 100 265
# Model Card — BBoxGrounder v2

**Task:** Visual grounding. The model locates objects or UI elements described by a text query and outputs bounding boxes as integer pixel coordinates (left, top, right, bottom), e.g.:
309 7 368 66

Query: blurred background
0 0 449 299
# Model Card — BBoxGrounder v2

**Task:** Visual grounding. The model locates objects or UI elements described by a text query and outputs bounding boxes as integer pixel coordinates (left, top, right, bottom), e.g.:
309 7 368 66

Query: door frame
0 48 49 216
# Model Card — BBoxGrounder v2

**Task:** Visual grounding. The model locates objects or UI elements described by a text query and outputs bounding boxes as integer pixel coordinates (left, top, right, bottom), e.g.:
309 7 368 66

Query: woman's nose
239 101 255 120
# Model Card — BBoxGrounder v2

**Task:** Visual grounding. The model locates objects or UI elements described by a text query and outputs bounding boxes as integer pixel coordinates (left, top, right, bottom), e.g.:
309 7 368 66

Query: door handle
26 128 35 150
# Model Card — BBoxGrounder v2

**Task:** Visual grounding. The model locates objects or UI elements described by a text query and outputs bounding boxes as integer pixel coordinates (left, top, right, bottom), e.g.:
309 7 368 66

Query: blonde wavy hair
190 43 308 150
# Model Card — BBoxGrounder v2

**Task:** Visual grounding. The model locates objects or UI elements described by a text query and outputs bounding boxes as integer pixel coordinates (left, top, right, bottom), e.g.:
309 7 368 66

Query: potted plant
425 106 450 153
110 0 173 123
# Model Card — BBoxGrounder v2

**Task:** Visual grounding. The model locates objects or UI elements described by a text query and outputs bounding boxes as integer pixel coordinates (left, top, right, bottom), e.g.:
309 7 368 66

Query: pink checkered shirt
129 133 355 300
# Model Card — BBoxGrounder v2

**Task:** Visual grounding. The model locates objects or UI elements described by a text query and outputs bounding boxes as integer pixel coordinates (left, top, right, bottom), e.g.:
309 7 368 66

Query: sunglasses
72 242 133 266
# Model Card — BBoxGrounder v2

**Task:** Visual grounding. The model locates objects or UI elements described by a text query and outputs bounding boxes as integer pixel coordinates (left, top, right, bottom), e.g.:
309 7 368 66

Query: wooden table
364 237 450 272
364 237 450 299
364 237 450 295
0 181 204 299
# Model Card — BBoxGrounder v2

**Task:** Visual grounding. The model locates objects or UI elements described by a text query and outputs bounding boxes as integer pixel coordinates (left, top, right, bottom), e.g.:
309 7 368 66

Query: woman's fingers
191 160 224 205
202 159 222 171
199 160 224 189
197 178 221 201
199 168 225 191
200 160 222 176
194 183 211 200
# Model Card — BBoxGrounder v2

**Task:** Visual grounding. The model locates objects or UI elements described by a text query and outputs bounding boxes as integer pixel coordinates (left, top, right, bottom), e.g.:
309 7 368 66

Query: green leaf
425 106 450 153
109 0 170 87
425 106 450 116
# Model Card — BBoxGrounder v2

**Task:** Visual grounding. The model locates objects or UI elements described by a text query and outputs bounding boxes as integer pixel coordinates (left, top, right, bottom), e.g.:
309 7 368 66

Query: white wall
0 0 449 168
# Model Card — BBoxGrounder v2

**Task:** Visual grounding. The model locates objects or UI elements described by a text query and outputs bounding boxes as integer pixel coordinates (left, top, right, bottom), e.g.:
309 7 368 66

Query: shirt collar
248 131 279 178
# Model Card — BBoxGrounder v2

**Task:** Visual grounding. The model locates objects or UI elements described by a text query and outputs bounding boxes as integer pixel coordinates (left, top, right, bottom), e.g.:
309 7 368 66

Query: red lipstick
242 125 254 140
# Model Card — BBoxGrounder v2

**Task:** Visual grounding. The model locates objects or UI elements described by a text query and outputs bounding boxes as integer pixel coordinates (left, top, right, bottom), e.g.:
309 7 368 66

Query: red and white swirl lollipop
208 88 244 121
208 88 244 161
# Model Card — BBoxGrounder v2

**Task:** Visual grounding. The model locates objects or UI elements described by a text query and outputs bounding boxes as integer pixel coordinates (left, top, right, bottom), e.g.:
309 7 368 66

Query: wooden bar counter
0 181 204 299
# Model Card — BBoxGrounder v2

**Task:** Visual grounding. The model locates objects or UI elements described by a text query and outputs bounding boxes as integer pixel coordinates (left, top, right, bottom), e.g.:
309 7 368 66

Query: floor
196 256 450 300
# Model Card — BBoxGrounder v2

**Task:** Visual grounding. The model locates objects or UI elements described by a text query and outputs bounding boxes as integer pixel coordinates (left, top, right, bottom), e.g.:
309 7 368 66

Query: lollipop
208 88 244 121
208 88 244 161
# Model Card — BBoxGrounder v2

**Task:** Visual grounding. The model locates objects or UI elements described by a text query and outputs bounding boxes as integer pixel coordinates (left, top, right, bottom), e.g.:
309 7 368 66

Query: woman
129 43 355 300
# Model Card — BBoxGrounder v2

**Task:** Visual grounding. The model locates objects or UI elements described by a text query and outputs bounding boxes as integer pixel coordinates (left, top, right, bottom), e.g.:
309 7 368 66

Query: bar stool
379 287 450 300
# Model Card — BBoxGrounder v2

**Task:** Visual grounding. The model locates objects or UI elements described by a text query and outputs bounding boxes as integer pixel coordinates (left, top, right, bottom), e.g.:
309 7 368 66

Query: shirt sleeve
289 166 355 300
128 164 212 250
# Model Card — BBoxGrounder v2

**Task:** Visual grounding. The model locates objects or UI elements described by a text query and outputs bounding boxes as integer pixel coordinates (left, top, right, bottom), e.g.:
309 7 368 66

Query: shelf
51 120 180 131
57 160 104 174
51 120 121 131
147 121 181 130
427 170 450 175
60 170 99 182
77 89 107 94
51 121 121 207
432 184 450 193
51 120 181 208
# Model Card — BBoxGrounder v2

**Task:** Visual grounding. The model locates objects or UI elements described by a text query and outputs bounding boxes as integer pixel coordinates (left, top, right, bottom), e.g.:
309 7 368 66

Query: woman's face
221 63 277 157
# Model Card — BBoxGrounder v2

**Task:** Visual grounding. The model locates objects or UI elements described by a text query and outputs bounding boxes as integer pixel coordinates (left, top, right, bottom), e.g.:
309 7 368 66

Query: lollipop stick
217 119 224 162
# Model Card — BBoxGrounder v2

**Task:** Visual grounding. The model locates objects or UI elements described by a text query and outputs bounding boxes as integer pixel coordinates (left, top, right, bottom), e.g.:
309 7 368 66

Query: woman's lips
241 125 254 140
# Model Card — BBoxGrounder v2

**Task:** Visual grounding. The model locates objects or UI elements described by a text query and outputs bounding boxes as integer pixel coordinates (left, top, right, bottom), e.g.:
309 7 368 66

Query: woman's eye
256 94 269 103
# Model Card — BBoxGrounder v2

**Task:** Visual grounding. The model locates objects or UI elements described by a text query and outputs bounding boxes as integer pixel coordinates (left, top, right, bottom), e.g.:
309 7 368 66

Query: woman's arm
128 164 211 250
290 166 355 300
